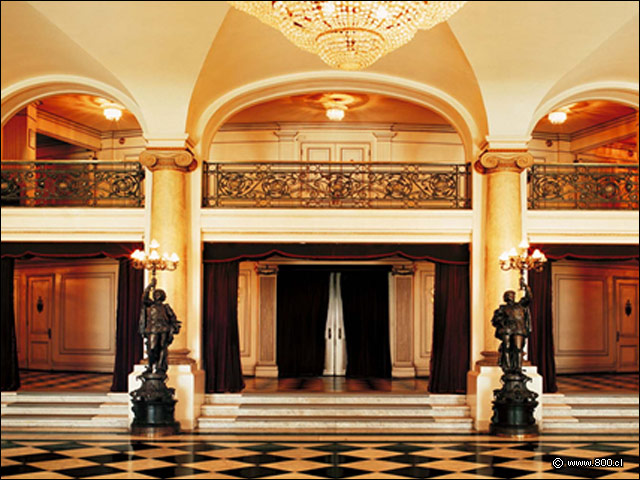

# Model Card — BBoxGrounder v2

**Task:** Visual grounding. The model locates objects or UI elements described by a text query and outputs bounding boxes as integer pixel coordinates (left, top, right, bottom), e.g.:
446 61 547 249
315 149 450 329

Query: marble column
128 148 204 431
467 150 542 431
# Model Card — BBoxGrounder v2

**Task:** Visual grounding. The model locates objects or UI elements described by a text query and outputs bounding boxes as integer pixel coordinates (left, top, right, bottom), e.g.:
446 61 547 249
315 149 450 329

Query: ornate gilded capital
475 150 534 174
139 149 197 172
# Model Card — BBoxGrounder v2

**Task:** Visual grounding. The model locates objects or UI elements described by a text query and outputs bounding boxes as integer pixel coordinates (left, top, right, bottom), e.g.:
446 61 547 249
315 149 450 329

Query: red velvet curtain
1 258 20 391
110 258 144 392
429 263 470 393
341 268 392 378
529 262 557 393
276 267 331 377
203 262 245 392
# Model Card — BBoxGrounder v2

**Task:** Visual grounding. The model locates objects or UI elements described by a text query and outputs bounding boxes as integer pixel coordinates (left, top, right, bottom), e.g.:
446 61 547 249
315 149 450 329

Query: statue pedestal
129 362 204 431
130 372 180 436
490 371 539 436
467 364 542 432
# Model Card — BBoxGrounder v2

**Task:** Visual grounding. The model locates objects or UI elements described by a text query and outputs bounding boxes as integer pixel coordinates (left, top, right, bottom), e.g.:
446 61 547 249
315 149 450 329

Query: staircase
1 391 130 430
198 393 473 433
542 393 639 432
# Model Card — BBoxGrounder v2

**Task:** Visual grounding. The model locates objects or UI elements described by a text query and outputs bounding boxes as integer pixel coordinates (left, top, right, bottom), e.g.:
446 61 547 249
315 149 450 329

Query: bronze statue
490 276 538 435
130 276 182 435
139 277 181 375
491 276 531 373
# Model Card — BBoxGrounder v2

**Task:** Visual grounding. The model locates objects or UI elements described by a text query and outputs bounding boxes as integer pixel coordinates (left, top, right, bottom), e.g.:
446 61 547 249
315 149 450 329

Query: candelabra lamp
129 240 182 436
491 241 547 436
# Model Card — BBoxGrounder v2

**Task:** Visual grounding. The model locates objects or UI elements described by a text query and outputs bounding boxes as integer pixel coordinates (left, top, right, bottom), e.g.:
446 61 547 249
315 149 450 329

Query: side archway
1 75 147 135
528 81 639 137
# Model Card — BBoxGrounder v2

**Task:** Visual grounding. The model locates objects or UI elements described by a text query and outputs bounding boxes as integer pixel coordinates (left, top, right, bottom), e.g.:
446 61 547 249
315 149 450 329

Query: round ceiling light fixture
547 111 568 125
103 105 123 122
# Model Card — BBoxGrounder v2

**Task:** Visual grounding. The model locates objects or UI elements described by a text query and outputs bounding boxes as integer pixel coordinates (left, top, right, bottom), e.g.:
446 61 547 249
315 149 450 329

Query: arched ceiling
447 1 638 142
2 1 638 152
224 93 451 125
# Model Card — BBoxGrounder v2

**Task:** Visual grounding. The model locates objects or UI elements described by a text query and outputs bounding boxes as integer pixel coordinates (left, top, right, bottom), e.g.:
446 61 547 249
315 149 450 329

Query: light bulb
548 111 567 125
326 107 345 121
103 106 123 122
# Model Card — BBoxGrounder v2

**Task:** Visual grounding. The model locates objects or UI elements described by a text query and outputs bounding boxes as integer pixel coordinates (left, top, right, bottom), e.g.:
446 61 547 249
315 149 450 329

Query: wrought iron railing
1 160 145 207
203 161 471 209
528 162 638 210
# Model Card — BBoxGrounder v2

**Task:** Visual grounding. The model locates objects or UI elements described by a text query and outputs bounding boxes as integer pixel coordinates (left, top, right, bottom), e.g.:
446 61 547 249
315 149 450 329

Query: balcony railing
203 161 471 209
1 160 145 207
528 162 638 210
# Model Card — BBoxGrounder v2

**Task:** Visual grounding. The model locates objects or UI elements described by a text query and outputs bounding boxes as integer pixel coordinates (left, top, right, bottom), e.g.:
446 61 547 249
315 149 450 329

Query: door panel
27 275 54 370
616 278 639 372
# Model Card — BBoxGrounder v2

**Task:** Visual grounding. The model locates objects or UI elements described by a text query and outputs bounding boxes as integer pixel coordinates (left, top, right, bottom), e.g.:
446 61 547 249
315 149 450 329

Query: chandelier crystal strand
229 1 467 70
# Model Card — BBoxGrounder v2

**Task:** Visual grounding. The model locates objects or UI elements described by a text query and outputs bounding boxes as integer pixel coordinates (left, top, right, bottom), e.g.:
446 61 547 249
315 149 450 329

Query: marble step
198 416 474 432
1 413 130 429
543 394 638 405
2 402 129 416
205 393 467 405
201 403 470 418
569 404 639 417
542 417 639 433
1 392 129 404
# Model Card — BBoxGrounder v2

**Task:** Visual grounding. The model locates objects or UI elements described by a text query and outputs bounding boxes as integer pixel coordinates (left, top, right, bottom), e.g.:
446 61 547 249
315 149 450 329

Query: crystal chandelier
229 1 467 70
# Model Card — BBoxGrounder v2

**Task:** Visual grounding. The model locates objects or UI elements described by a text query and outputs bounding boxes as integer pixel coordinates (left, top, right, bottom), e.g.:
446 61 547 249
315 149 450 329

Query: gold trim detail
475 150 534 174
140 149 197 172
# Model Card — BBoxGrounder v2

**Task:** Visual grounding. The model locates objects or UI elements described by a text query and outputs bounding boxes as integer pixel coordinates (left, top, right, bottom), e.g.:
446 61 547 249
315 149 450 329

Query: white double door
323 273 347 376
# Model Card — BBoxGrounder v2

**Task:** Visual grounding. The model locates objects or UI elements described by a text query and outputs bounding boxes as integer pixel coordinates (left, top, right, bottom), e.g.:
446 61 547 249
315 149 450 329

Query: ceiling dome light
326 107 346 121
103 106 123 122
547 111 567 125
229 1 467 70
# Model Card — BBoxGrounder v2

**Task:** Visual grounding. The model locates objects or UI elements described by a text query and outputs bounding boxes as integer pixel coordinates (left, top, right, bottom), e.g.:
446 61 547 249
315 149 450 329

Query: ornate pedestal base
130 372 180 436
490 372 539 437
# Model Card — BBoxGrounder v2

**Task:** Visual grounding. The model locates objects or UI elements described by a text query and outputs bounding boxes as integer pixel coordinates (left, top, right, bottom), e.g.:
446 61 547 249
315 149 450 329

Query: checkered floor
1 433 638 479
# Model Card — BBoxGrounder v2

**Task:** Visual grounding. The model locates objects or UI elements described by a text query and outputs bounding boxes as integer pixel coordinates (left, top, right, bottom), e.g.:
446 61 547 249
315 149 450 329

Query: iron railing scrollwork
203 161 471 209
1 160 145 207
528 162 638 210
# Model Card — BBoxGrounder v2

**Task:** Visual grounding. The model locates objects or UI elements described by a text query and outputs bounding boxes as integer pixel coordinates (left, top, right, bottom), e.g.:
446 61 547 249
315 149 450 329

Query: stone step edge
204 395 467 405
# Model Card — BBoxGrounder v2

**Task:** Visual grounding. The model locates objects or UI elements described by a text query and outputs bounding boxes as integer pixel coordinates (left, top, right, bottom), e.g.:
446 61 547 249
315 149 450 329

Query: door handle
338 328 342 339
47 328 52 339
328 328 332 339
616 331 620 342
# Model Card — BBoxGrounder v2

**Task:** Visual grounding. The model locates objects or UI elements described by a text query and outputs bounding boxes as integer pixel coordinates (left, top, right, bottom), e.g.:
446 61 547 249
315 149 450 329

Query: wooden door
615 277 639 372
27 275 54 370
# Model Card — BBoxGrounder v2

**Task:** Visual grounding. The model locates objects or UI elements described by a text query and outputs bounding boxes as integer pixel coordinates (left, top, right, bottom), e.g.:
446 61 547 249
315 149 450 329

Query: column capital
139 148 197 172
474 150 534 174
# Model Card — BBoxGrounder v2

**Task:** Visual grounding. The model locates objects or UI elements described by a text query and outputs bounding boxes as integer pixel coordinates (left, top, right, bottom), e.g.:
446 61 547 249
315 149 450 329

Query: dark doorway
276 265 391 378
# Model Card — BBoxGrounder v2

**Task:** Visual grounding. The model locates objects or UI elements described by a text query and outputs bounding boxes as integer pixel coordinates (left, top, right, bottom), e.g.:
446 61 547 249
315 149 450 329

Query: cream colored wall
209 124 465 163
99 130 146 161
14 258 119 372
552 260 639 373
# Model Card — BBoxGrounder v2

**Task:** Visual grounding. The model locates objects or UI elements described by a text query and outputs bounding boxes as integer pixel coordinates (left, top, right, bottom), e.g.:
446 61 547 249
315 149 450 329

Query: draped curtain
110 258 144 392
429 263 470 393
202 262 245 392
529 262 557 393
204 242 469 390
1 258 20 391
1 242 142 392
340 268 391 378
276 266 330 377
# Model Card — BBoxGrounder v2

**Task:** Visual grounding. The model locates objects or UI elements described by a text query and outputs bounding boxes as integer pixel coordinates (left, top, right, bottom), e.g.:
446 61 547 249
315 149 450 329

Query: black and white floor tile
2 433 638 479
